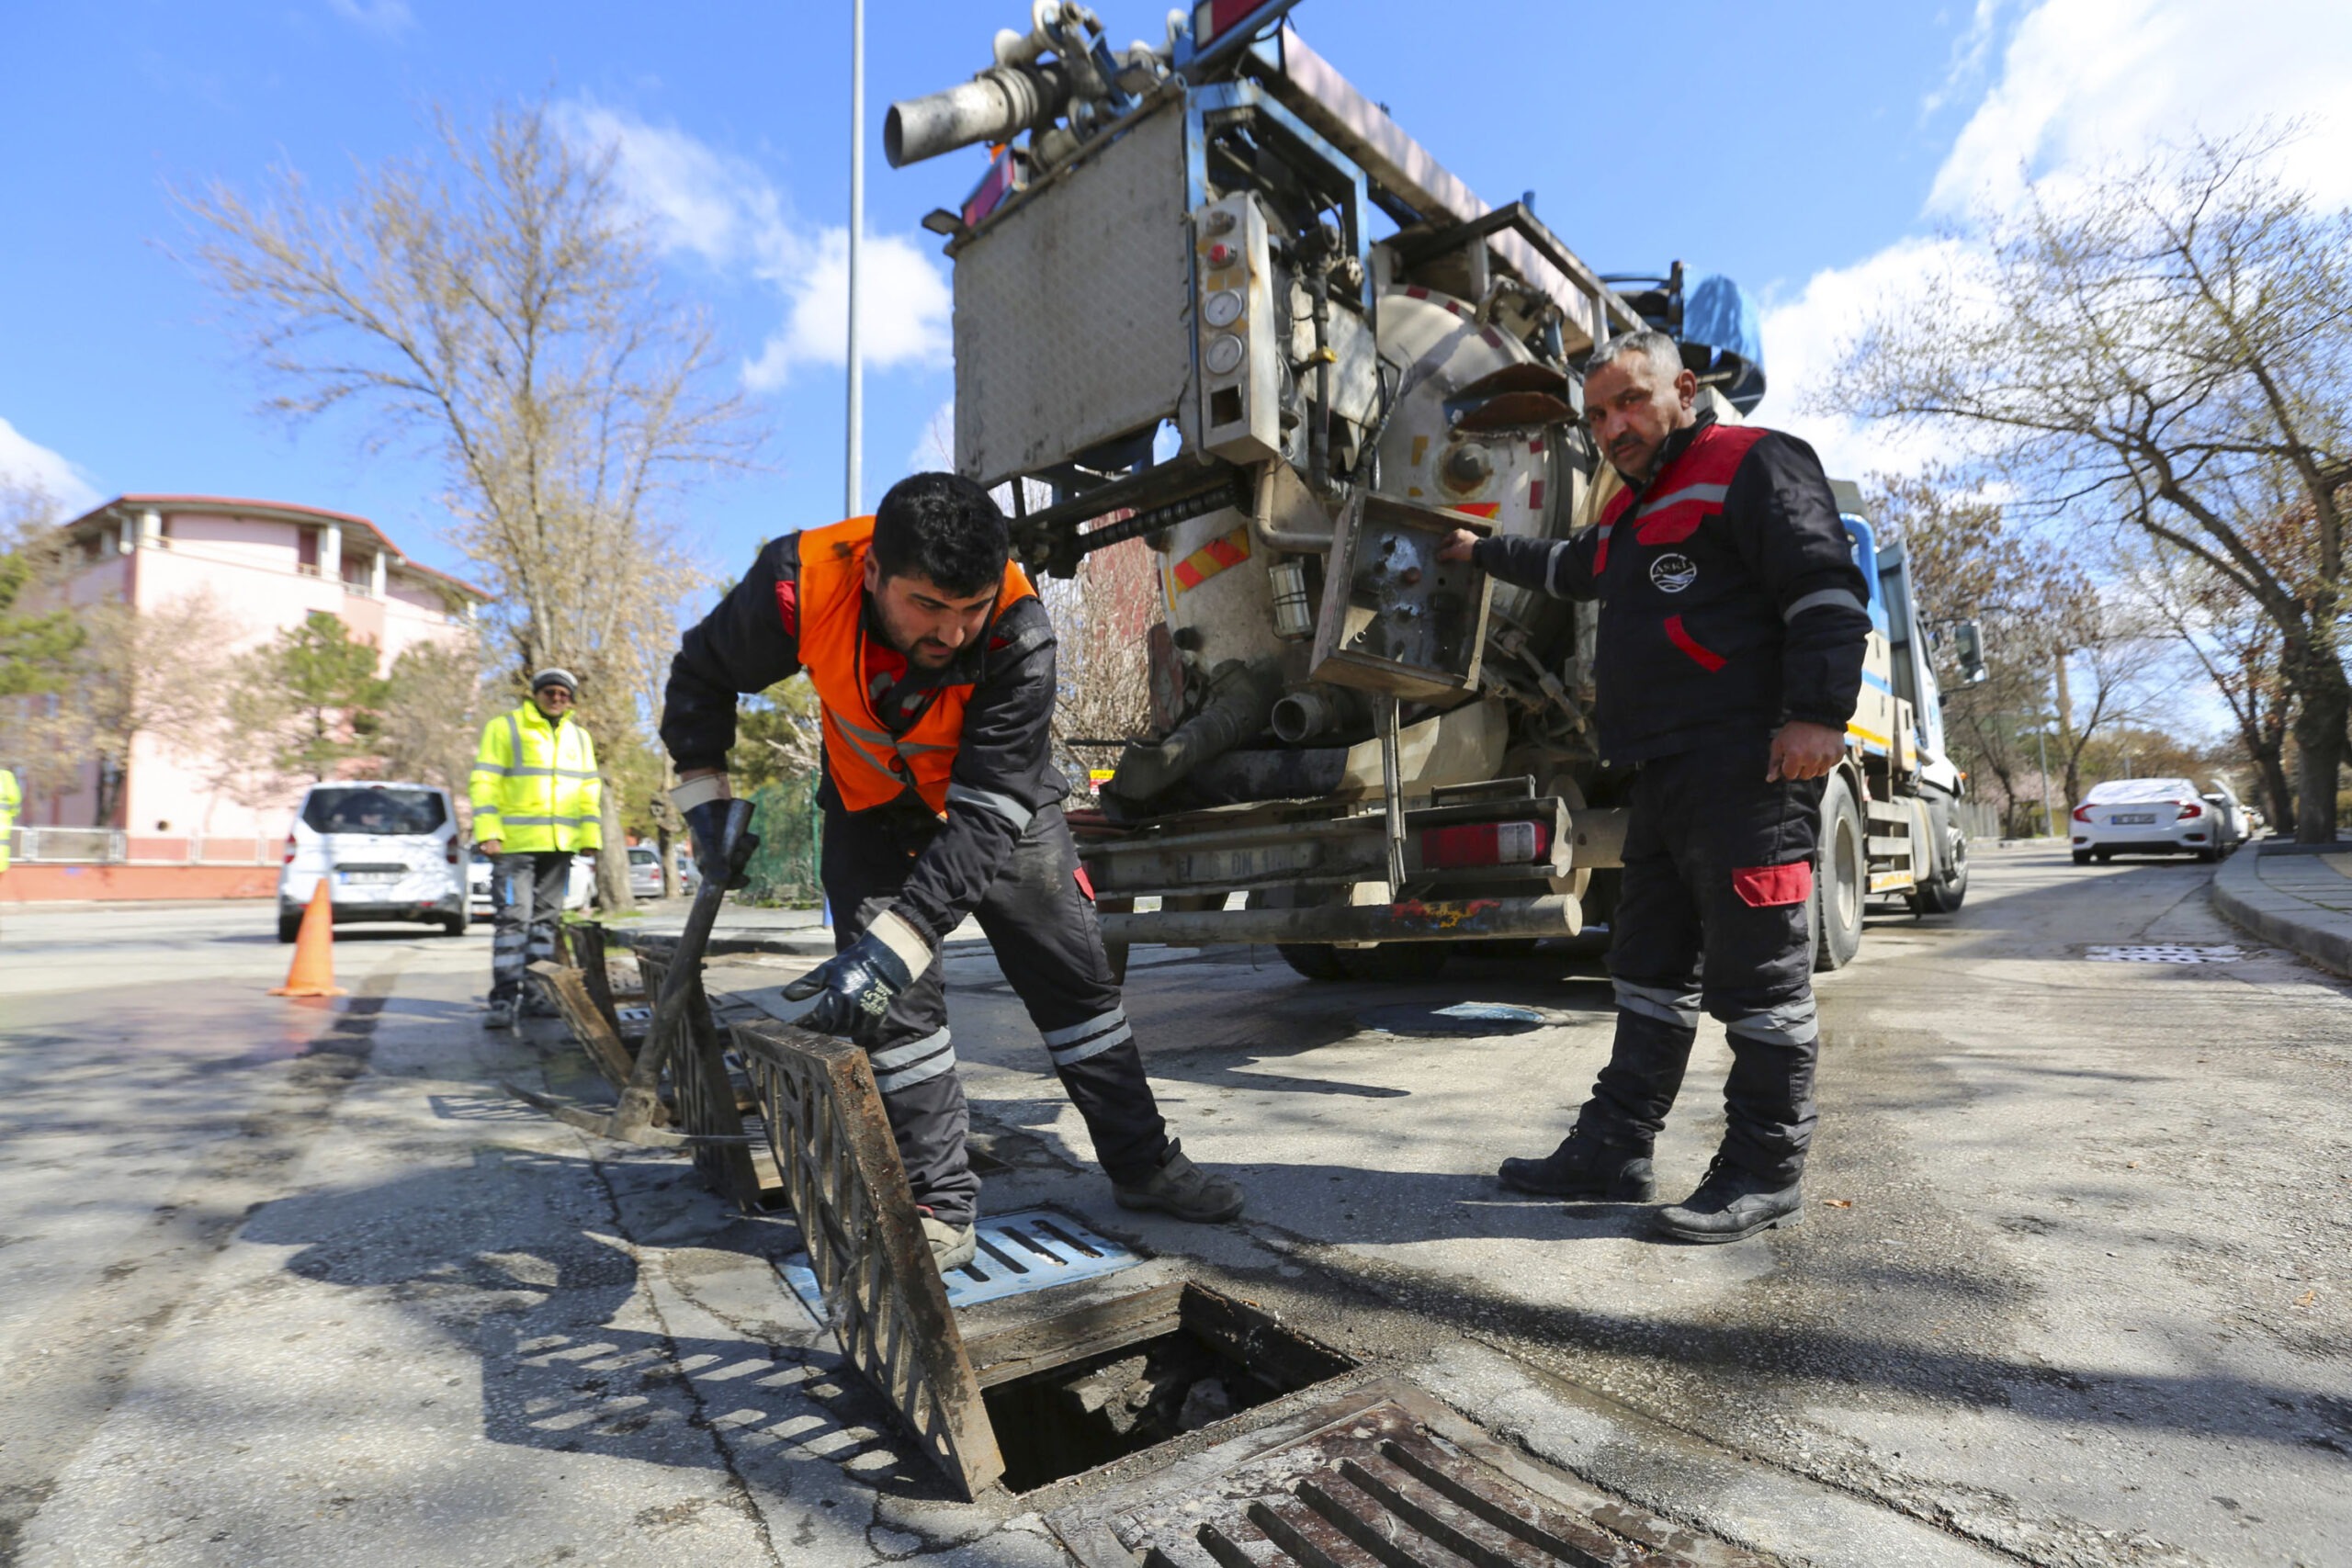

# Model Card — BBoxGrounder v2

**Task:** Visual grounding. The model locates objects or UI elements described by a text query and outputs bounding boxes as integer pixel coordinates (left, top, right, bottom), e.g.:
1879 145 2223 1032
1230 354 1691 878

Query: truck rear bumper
1098 893 1581 949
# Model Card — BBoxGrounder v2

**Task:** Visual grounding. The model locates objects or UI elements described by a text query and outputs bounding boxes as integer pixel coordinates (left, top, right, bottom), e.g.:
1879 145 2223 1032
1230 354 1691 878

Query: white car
469 848 596 914
2070 777 2245 864
278 782 469 942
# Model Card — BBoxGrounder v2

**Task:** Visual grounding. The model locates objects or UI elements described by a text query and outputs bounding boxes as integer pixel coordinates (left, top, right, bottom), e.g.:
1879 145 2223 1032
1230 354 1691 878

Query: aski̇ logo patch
1649 552 1698 593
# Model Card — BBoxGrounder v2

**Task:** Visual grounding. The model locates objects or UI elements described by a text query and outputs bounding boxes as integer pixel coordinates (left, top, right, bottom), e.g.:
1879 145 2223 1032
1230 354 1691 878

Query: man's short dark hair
871 473 1010 597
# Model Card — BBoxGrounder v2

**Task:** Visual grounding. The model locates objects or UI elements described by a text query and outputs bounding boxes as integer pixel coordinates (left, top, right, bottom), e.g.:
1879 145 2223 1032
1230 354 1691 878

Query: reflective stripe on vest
1592 423 1770 576
795 516 1039 816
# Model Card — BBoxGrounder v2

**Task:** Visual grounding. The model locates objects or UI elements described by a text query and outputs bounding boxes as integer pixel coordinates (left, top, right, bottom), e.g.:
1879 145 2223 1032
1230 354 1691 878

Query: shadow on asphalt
236 1148 964 1502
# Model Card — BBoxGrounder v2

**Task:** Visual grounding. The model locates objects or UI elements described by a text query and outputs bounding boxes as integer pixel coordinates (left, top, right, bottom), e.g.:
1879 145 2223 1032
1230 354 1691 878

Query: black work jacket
1475 415 1871 765
660 533 1066 945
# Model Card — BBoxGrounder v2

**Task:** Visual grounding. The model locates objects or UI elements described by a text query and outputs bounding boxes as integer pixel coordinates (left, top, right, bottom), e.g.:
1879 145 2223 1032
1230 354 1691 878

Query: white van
277 781 469 942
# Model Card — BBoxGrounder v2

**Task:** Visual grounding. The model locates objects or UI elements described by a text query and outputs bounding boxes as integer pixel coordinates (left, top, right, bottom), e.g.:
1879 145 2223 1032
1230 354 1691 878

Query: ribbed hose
1106 657 1284 803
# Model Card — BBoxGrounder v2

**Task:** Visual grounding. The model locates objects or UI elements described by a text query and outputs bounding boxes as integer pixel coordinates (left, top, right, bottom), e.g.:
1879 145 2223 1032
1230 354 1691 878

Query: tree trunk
2288 654 2346 843
656 824 678 898
593 779 634 910
2250 731 2296 837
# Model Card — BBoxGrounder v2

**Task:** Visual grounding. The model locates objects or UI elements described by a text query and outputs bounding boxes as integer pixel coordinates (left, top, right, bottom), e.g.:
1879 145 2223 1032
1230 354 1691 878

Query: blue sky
4 0 2346 595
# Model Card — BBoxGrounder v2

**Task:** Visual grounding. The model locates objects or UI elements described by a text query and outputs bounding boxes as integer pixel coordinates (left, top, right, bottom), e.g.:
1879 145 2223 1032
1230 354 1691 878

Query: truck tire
1274 942 1348 981
277 908 303 944
1813 774 1865 972
1273 942 1452 982
1912 799 1969 914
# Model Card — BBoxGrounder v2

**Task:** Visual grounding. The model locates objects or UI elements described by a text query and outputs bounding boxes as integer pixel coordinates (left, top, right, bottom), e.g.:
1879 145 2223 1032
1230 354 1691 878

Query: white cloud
559 102 952 392
0 417 102 514
1929 0 2352 216
1763 0 2352 479
1758 239 1973 483
325 0 413 39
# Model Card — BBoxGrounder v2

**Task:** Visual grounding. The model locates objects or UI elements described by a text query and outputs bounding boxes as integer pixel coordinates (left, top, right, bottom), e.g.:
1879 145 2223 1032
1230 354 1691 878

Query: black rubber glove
683 798 749 890
781 928 918 1038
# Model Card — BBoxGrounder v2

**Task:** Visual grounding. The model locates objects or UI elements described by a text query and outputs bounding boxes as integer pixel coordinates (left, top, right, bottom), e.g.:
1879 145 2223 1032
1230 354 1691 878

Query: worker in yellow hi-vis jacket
469 670 601 1028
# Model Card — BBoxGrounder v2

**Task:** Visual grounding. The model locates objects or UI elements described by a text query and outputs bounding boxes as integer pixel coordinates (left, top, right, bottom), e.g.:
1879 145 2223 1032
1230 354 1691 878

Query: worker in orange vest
662 473 1246 1269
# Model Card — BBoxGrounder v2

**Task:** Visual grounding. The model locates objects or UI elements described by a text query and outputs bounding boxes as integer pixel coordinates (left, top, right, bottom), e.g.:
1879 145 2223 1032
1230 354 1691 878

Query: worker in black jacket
662 474 1246 1269
1441 329 1871 1243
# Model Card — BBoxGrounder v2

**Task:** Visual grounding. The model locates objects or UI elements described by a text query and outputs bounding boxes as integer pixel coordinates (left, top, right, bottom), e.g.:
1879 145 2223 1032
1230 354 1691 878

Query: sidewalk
2209 838 2352 975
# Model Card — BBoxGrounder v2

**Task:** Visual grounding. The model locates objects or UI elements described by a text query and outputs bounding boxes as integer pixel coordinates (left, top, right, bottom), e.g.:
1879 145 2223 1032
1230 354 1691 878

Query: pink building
6 496 487 900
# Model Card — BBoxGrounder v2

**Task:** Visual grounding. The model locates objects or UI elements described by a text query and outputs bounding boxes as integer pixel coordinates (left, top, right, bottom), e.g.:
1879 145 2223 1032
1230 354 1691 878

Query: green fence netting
741 775 824 908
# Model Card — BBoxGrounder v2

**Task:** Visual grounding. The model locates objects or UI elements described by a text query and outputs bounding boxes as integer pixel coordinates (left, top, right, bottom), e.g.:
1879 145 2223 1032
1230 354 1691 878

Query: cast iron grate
1052 1381 1772 1568
2085 943 2248 964
778 1207 1143 1313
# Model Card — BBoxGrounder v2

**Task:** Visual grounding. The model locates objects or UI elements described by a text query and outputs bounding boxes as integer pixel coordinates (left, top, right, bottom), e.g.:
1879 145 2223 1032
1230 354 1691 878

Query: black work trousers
490 851 572 1005
820 800 1170 1225
1578 738 1824 1185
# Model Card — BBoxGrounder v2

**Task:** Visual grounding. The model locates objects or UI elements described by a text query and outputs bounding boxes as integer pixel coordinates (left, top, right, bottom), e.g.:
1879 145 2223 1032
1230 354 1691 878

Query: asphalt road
0 848 2345 1567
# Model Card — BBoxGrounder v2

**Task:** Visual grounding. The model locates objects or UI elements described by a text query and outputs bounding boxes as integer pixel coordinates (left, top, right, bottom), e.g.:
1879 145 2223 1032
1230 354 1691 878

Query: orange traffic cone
271 878 346 998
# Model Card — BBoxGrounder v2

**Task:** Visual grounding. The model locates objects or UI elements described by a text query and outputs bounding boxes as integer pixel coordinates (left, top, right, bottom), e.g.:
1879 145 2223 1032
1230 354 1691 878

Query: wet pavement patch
1358 1001 1549 1037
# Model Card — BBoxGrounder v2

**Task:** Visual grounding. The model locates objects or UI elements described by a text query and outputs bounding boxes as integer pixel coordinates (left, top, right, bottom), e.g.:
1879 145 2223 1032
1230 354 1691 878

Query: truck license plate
2113 813 2156 825
340 871 399 885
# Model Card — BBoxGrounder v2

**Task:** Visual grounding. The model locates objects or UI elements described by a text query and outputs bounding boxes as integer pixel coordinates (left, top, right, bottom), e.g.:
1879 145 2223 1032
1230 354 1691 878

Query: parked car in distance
2070 777 2245 864
279 782 468 942
626 844 698 899
468 847 595 913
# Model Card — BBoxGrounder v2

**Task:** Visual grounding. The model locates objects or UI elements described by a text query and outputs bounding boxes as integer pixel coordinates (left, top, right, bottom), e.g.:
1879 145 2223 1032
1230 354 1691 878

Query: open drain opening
966 1282 1355 1494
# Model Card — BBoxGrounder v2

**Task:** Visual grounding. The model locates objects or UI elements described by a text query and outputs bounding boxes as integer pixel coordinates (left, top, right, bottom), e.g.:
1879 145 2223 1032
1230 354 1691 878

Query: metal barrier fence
9 829 281 865
741 776 823 908
1953 800 2004 842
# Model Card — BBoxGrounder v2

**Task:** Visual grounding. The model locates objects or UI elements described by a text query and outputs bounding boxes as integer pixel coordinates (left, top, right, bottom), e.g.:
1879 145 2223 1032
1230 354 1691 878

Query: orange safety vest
796 515 1039 816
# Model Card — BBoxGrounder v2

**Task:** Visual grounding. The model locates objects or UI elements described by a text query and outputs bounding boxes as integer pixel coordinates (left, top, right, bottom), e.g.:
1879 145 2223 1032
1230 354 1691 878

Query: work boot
1651 1156 1804 1244
921 1210 978 1272
1113 1140 1247 1223
1497 1130 1655 1201
483 999 514 1030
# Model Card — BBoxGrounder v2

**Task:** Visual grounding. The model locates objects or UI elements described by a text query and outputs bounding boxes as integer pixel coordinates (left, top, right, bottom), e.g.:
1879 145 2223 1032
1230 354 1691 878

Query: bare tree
1830 130 2352 839
179 97 751 904
35 594 235 825
379 635 493 800
1039 533 1156 788
2130 541 2297 830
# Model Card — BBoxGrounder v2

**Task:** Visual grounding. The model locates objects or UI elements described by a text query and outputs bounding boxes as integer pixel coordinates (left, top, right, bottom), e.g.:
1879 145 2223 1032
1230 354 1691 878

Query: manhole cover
2086 944 2248 964
778 1207 1143 1313
1361 1001 1550 1037
1051 1378 1766 1567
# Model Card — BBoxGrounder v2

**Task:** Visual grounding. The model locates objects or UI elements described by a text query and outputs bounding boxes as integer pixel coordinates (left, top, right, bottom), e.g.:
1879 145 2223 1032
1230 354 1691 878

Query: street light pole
844 0 865 517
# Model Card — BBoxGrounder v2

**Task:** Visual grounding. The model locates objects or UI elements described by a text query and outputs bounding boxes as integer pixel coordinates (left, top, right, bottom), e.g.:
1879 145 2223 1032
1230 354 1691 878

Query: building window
297 527 320 574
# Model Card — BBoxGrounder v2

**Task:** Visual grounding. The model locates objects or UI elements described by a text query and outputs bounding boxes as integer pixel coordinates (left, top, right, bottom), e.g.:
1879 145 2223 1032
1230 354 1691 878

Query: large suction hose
1106 657 1284 804
885 62 1071 167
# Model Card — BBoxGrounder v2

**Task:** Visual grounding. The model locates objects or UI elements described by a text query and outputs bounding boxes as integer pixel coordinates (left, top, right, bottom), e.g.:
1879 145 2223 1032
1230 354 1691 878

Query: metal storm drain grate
778 1207 1142 1313
1051 1379 1766 1568
2086 943 2248 964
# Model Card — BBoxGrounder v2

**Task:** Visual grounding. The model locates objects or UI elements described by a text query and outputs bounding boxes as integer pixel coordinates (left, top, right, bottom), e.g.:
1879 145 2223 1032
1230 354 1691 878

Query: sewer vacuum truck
886 1 1974 979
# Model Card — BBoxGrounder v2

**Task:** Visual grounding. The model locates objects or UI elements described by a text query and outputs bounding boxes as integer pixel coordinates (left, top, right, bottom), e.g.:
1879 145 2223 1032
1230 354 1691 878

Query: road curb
2209 842 2352 977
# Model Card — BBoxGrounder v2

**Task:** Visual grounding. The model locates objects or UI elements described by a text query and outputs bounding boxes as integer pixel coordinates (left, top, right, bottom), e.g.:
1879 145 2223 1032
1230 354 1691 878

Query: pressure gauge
1204 333 1247 375
1203 288 1244 328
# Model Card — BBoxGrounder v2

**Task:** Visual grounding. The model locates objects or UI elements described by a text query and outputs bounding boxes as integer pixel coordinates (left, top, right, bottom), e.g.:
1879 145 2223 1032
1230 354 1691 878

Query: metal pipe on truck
885 63 1071 167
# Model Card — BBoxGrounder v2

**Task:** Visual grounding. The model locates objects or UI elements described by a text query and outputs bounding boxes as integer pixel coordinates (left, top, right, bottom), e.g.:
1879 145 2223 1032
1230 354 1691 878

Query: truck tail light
446 838 461 863
2177 800 2203 818
283 831 298 865
1419 820 1550 870
2071 806 2092 823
